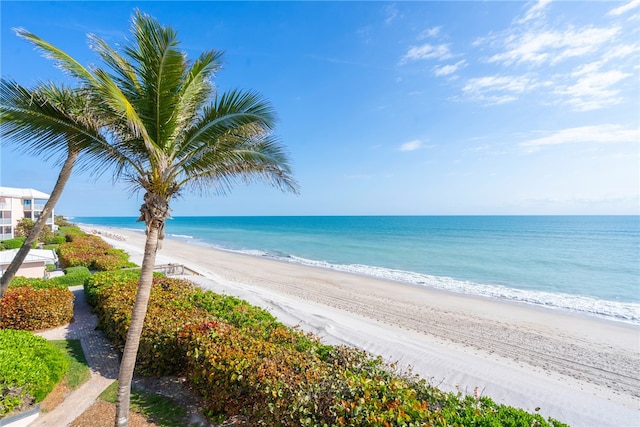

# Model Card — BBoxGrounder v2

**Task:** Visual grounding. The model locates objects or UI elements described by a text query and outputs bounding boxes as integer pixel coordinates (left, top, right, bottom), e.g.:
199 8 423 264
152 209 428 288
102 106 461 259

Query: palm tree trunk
114 218 161 427
0 149 78 297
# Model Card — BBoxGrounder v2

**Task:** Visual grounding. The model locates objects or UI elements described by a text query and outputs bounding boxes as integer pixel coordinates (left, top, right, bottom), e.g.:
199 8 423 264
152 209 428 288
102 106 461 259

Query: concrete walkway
32 285 120 426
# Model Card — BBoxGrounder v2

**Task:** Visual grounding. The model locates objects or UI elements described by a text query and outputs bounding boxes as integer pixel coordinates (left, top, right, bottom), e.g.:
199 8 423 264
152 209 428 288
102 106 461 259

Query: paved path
32 285 120 426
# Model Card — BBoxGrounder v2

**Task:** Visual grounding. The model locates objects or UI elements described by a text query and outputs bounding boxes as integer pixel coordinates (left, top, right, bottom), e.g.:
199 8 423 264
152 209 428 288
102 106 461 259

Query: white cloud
607 0 640 16
384 3 401 25
464 4 638 111
462 75 541 104
520 124 639 151
401 43 452 63
488 26 621 66
419 26 442 39
518 0 553 24
433 60 467 77
399 140 423 151
556 69 633 111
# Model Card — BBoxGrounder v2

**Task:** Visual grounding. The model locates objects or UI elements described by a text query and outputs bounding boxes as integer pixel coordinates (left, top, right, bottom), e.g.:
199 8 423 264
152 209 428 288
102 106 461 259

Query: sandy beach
86 226 640 427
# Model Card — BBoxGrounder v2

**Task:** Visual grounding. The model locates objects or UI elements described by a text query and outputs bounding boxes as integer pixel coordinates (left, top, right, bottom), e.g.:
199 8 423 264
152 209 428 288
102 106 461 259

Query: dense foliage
0 329 69 416
57 233 133 271
0 237 34 250
51 266 92 287
13 218 55 244
86 270 569 427
0 286 73 330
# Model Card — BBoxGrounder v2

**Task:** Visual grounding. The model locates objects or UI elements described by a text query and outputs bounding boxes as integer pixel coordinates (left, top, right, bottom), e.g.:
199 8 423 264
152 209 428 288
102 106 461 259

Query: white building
0 186 55 241
0 249 58 278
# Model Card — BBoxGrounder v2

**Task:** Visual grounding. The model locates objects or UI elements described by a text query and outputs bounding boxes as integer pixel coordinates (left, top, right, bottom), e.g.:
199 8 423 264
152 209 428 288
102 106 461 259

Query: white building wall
0 187 55 240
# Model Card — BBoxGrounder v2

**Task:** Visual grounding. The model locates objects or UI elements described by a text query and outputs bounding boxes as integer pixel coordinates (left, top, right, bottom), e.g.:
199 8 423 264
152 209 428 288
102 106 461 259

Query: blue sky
1 1 639 216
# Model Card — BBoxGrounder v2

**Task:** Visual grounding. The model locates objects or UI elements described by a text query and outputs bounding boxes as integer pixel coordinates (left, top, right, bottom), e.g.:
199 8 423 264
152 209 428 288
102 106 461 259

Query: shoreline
83 225 640 427
83 221 640 326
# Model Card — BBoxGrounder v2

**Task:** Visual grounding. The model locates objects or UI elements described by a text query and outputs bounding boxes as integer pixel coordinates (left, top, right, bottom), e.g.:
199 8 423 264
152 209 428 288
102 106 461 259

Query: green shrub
93 248 130 271
0 286 74 330
8 276 66 290
54 215 73 228
49 266 92 288
84 269 146 307
57 235 108 268
64 266 91 276
57 234 131 271
1 237 26 249
179 320 329 423
90 273 210 376
58 226 84 241
0 330 69 416
191 288 281 330
45 235 67 245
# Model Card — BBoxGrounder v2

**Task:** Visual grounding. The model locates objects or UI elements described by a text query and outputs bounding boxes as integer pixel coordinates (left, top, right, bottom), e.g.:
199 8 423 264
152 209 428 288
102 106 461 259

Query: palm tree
0 81 108 297
15 10 298 426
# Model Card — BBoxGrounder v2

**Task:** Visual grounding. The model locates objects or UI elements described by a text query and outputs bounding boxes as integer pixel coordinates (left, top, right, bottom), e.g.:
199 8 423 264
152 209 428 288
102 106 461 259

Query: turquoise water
72 215 640 324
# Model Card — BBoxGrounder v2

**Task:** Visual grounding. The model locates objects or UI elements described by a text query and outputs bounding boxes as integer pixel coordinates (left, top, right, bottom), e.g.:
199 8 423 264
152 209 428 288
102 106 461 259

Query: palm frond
176 89 277 161
172 50 223 143
175 131 298 195
14 28 96 84
1 79 100 159
122 10 186 152
88 33 140 93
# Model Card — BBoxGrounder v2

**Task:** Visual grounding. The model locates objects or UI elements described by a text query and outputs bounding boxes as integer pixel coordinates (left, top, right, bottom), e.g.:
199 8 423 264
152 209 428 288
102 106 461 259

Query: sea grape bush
84 269 145 306
50 266 92 287
0 329 68 416
56 234 132 270
57 234 110 268
86 271 210 375
0 237 27 250
0 286 73 330
190 290 281 330
9 276 65 290
87 270 569 427
45 235 67 245
93 248 133 271
1 268 87 331
179 320 329 423
59 226 86 241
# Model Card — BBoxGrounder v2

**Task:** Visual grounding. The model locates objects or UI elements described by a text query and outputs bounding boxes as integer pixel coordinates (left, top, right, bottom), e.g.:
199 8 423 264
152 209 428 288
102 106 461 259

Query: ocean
72 215 640 324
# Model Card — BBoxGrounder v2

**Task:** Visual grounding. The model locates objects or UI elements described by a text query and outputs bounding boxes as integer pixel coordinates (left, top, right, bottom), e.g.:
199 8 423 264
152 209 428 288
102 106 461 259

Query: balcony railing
0 218 12 225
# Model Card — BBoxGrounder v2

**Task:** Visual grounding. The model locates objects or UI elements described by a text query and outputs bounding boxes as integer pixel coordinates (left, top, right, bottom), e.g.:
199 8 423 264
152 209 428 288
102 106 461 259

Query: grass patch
99 381 188 427
50 340 90 389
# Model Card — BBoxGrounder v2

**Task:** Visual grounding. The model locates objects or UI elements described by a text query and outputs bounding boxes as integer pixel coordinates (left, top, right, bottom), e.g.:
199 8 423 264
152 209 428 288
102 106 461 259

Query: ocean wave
280 255 640 325
236 249 271 257
168 233 194 239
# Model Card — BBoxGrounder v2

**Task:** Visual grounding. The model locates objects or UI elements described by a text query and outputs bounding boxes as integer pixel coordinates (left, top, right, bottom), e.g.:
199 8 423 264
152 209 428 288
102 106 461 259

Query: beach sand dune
88 226 640 427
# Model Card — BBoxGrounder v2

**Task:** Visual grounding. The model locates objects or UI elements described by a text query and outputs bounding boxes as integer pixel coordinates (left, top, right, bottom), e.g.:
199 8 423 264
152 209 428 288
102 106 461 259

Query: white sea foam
280 255 640 325
168 233 194 239
237 249 271 257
